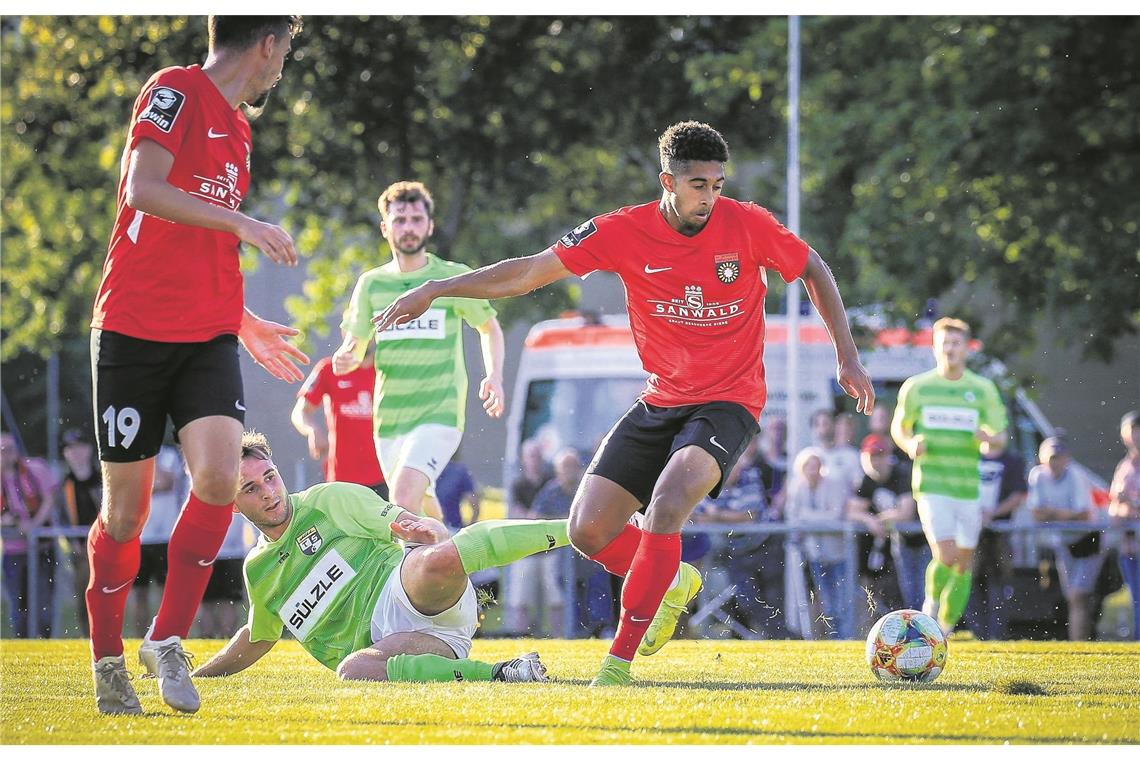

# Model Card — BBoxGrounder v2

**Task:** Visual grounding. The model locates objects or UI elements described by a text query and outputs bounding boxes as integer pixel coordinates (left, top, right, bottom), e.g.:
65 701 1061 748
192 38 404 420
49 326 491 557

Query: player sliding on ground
375 121 876 686
192 432 560 683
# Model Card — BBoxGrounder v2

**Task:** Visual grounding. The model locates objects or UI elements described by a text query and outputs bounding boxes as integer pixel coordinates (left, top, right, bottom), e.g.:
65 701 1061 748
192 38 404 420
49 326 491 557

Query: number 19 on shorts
102 405 141 449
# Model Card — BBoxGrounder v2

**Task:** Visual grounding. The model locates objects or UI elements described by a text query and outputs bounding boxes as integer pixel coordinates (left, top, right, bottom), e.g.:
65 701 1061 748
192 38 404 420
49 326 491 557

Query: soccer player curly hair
377 181 435 222
658 121 730 173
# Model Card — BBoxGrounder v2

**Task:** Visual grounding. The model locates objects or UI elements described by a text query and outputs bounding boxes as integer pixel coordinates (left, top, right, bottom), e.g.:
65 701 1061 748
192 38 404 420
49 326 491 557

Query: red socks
86 520 141 660
151 493 233 641
608 531 681 661
588 523 643 577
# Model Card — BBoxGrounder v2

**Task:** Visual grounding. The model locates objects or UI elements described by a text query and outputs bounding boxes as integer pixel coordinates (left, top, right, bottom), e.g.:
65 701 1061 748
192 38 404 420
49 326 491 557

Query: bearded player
375 121 875 686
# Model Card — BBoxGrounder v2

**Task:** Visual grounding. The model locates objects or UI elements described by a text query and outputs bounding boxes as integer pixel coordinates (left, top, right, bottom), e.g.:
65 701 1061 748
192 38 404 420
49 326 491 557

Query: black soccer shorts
588 399 760 506
91 330 245 463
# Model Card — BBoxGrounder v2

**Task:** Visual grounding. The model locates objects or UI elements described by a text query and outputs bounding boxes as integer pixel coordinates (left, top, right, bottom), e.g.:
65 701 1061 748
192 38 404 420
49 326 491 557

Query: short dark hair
209 16 303 52
240 430 272 462
378 181 435 221
658 121 730 173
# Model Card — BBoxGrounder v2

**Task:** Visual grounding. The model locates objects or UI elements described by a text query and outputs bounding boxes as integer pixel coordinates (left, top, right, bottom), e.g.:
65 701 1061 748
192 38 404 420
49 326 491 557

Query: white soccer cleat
493 651 550 683
92 655 142 715
138 635 200 713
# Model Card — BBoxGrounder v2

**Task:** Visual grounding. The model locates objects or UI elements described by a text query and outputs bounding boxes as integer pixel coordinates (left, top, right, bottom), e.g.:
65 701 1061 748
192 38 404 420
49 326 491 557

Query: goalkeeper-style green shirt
893 368 1008 501
340 253 496 438
243 483 406 670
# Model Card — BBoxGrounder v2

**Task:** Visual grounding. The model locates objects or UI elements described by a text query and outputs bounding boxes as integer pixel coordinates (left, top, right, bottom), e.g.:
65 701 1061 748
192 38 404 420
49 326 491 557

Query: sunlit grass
1 638 1137 744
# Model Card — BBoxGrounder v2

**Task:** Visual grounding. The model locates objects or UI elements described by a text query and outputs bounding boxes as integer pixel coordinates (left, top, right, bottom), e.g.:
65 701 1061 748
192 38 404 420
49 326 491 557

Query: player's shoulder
593 200 659 230
145 65 202 93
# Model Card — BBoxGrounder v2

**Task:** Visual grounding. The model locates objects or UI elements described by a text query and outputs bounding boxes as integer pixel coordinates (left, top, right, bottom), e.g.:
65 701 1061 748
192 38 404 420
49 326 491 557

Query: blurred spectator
59 429 101 637
965 441 1027 639
786 446 852 638
292 343 387 499
1108 410 1140 640
760 417 789 494
810 409 861 493
869 405 910 480
696 439 788 638
436 458 480 531
196 513 254 638
847 435 911 631
1029 436 1103 641
1 431 57 637
130 444 185 637
505 447 581 637
507 439 550 519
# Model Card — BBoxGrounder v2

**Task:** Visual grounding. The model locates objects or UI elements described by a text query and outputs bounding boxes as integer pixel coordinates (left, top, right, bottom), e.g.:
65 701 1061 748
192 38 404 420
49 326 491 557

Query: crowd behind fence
5 519 1136 641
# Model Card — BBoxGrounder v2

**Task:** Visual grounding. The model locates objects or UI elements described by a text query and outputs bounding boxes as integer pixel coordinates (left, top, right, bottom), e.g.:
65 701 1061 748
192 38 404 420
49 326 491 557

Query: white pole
786 15 802 459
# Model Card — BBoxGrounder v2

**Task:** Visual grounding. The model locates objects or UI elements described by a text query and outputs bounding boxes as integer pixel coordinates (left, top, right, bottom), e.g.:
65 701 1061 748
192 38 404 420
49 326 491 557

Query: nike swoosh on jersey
101 580 132 594
207 128 228 138
709 436 729 453
235 400 246 412
630 615 652 623
644 265 672 274
197 558 216 567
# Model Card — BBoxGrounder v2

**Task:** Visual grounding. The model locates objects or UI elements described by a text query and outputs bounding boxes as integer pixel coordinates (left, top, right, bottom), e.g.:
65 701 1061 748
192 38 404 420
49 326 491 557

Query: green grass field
2 638 1138 744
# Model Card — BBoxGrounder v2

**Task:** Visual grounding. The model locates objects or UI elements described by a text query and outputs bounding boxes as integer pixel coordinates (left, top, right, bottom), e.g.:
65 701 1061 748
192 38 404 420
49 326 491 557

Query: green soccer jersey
893 368 1008 500
341 253 496 438
243 482 407 670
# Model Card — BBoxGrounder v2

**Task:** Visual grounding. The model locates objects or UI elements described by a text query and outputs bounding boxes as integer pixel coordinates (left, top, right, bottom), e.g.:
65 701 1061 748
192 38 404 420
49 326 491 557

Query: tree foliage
3 14 1137 370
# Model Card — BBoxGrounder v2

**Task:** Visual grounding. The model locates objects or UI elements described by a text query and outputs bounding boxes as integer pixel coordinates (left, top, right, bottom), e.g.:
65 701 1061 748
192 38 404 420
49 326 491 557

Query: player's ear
659 171 675 194
259 33 277 60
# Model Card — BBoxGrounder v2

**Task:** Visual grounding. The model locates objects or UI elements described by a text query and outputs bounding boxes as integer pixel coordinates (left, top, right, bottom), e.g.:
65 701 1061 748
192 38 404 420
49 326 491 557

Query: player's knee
567 515 613 557
189 468 240 505
336 651 391 682
103 510 146 542
422 543 464 579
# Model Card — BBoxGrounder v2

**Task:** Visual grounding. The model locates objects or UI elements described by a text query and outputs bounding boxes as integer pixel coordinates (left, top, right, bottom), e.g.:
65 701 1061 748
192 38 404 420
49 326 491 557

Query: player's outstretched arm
800 249 875 414
238 308 310 383
125 139 297 266
476 317 506 418
192 625 276 678
373 250 572 332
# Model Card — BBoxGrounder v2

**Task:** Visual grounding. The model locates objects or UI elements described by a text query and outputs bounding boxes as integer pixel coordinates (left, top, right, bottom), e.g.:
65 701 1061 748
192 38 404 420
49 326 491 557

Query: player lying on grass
192 431 562 683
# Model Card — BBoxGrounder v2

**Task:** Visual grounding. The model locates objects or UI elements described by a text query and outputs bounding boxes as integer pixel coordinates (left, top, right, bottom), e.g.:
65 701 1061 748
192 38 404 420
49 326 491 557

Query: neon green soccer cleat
589 655 633 687
638 561 702 657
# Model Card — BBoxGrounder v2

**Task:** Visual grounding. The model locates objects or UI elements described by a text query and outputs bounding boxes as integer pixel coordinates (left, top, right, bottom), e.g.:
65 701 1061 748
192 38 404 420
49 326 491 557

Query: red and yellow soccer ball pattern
865 609 948 683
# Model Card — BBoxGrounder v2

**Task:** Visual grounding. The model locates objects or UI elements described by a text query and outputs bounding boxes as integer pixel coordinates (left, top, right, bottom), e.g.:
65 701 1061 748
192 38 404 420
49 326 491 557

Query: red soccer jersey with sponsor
299 357 384 486
91 65 252 342
552 199 809 418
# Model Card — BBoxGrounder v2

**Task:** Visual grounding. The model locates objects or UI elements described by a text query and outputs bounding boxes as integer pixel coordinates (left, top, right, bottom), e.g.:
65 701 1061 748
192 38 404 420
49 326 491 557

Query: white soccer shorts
916 494 984 550
376 423 463 494
370 554 478 659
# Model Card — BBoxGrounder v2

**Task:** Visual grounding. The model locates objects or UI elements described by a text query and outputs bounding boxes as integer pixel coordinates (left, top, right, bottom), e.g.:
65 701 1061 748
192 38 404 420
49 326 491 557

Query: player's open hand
332 337 363 376
238 315 310 383
372 283 439 333
837 359 875 414
391 515 449 545
237 216 297 267
480 375 505 418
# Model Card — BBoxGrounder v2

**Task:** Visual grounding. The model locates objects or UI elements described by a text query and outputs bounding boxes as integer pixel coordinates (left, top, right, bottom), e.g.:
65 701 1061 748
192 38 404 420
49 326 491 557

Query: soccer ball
865 609 948 683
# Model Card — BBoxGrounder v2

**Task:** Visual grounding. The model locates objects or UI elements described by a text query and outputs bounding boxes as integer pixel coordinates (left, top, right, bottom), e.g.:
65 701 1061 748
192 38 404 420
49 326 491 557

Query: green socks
386 653 495 682
451 519 569 575
925 559 954 607
940 569 973 629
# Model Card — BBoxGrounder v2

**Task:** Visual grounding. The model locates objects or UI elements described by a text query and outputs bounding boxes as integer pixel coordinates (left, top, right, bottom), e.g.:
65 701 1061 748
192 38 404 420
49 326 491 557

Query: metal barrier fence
2 521 1136 639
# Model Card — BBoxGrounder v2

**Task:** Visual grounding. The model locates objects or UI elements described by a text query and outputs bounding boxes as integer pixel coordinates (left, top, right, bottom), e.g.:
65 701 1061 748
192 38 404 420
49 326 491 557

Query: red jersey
552 199 809 417
299 357 384 487
92 65 252 342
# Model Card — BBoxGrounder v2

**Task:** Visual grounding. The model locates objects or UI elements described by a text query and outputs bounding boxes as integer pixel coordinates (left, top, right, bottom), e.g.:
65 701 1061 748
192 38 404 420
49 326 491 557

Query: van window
521 377 647 460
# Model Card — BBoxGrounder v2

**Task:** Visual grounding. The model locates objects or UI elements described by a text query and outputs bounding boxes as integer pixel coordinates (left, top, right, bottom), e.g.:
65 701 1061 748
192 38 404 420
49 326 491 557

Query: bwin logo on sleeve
559 219 597 248
139 86 186 133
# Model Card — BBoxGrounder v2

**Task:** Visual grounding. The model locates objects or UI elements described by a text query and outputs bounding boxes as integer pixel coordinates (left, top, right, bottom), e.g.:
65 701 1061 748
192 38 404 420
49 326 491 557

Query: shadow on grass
556 678 981 692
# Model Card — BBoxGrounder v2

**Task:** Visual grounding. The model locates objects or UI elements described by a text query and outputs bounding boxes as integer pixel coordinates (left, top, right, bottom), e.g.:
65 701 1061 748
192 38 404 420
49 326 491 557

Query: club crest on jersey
715 253 741 284
684 285 705 310
297 527 323 556
139 86 186 133
559 220 598 248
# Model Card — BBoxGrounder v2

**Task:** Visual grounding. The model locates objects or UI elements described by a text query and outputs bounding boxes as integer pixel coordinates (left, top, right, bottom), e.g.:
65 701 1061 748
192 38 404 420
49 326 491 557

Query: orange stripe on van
525 326 636 349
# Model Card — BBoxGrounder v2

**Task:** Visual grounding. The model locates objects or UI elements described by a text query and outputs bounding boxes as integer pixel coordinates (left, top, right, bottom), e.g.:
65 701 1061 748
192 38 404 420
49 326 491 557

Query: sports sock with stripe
451 519 569 574
152 493 232 640
609 531 681 661
386 653 495 682
940 568 973 628
86 520 141 660
925 559 954 607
